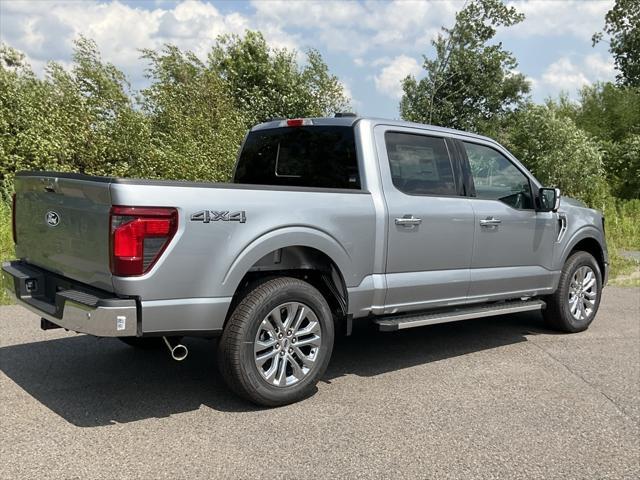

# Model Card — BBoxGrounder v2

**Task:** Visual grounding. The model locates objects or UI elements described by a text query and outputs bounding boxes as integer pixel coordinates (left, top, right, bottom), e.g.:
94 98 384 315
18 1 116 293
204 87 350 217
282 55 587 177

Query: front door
460 140 558 301
375 126 475 313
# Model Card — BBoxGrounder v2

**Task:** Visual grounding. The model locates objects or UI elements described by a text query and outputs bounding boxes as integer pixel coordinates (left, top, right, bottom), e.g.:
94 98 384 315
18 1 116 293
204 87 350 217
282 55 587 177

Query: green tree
44 36 152 178
500 103 609 209
562 83 640 198
208 31 350 126
1 44 67 199
139 45 245 181
573 82 640 142
400 0 530 133
593 0 640 87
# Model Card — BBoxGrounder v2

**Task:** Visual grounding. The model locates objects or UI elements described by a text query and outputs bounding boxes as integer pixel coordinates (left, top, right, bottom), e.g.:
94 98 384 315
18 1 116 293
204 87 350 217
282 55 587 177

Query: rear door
458 140 557 300
14 174 113 291
375 126 475 313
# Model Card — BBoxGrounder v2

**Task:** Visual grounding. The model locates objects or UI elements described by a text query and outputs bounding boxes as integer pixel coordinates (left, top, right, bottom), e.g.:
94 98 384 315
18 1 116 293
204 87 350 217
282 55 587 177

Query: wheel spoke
270 308 286 331
583 277 596 290
570 297 579 315
296 319 320 337
584 290 596 299
294 334 321 348
290 305 307 332
264 355 280 382
283 303 297 329
578 300 586 319
294 346 316 367
288 356 305 380
275 354 288 386
255 348 278 367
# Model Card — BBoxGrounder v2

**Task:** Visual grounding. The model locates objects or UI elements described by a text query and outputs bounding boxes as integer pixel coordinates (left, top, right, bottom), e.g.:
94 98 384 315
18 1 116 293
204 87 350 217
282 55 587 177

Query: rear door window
234 126 360 189
384 132 457 195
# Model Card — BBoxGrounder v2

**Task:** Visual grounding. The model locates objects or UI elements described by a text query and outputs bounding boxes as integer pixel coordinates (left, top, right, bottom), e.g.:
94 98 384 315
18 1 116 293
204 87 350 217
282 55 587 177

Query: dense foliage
0 32 350 201
209 31 349 126
498 103 609 209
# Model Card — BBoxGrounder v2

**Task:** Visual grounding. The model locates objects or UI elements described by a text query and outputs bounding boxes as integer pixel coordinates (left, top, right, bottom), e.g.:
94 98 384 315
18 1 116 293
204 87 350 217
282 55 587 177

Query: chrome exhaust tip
163 336 188 361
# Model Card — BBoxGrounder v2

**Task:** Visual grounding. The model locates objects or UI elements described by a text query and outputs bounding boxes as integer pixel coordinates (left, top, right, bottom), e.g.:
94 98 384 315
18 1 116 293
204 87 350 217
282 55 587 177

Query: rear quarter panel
109 182 376 300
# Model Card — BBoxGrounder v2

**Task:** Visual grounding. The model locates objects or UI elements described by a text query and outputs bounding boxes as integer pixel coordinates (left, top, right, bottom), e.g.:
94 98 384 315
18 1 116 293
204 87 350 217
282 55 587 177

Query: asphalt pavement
1 287 639 479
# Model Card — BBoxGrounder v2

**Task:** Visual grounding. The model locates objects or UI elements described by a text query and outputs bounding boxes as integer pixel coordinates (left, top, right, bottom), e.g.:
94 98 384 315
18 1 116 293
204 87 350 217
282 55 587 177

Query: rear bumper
2 261 138 337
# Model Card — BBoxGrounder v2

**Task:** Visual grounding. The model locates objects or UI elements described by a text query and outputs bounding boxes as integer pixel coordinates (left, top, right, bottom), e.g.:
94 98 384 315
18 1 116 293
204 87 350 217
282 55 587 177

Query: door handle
479 217 502 227
395 216 422 227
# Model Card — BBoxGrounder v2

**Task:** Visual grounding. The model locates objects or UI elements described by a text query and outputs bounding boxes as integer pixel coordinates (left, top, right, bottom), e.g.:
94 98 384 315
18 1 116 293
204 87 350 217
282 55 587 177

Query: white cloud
505 0 613 41
535 53 615 98
584 53 615 78
541 57 590 91
250 0 459 57
374 55 422 99
0 0 297 82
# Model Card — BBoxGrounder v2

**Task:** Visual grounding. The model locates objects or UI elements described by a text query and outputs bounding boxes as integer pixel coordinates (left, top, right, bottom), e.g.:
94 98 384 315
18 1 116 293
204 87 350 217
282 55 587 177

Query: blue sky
1 0 616 119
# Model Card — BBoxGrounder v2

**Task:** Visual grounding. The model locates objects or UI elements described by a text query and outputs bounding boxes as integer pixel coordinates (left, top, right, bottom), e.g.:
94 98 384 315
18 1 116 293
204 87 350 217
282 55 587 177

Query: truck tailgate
14 173 113 291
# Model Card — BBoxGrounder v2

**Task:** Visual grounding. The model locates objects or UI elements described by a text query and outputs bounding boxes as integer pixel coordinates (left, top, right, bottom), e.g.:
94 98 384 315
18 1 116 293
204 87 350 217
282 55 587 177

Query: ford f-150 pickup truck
3 115 608 406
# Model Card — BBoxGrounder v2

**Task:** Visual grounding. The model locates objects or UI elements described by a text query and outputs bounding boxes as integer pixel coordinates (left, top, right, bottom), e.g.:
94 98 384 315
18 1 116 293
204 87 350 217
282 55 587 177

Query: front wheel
218 277 335 407
544 251 603 333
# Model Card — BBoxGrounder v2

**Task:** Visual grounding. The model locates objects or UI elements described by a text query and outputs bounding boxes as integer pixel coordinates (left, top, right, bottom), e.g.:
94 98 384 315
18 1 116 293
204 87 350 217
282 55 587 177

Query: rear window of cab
234 126 361 190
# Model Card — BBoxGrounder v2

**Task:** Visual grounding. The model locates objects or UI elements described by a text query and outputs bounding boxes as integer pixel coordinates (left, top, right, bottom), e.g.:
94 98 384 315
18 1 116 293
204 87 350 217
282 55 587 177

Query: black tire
118 336 182 349
543 251 602 333
218 277 334 407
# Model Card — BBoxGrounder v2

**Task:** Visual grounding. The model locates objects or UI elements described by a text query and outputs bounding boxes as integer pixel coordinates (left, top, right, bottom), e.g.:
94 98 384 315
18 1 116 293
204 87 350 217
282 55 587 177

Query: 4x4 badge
191 210 246 223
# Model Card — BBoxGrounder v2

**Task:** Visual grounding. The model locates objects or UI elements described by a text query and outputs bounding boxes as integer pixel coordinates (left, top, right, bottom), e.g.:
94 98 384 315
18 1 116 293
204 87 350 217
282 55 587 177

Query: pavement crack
527 338 636 425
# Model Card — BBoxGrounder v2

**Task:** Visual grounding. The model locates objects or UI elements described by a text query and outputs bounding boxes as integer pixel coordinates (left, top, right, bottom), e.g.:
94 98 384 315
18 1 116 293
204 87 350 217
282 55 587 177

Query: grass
0 197 637 306
604 198 640 286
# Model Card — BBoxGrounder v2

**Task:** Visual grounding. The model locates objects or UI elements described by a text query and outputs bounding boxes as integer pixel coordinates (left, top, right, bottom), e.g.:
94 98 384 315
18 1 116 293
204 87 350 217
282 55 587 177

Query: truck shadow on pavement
0 311 552 427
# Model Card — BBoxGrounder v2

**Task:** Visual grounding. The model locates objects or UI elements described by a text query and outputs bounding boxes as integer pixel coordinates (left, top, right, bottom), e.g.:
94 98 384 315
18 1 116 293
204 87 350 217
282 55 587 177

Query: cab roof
250 116 494 144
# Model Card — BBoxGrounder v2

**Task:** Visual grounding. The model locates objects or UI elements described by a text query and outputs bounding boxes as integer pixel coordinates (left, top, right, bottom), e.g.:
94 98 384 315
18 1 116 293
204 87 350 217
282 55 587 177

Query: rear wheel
544 251 602 333
218 277 334 407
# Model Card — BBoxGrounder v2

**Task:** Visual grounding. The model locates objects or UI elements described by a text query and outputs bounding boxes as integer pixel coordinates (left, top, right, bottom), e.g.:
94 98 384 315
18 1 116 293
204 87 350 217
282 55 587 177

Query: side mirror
538 187 561 212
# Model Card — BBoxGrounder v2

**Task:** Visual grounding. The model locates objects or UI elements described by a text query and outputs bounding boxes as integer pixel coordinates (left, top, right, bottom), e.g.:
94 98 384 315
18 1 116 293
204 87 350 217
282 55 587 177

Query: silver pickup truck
3 115 608 406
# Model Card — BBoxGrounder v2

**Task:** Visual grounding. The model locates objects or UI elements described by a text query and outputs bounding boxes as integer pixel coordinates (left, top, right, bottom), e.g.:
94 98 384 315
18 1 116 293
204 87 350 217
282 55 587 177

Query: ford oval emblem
45 211 60 227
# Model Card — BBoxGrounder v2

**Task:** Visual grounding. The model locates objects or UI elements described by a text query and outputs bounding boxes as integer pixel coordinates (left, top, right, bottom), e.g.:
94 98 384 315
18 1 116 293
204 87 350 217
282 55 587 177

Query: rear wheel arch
226 246 349 329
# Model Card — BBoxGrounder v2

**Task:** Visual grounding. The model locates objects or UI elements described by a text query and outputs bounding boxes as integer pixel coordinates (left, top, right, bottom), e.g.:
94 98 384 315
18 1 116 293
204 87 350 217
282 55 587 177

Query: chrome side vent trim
557 213 568 243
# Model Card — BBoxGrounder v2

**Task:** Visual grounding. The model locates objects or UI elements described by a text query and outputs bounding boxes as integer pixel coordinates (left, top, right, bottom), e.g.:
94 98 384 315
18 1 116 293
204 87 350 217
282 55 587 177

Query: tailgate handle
41 178 58 192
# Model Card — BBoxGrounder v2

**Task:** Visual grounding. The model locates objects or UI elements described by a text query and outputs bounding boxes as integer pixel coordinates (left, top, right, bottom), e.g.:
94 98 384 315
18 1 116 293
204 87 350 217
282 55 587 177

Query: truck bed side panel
109 183 377 333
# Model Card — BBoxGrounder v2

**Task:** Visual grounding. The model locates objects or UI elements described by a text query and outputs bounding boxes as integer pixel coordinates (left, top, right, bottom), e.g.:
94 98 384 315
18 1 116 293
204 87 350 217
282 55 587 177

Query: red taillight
286 118 305 127
11 193 17 244
110 206 178 276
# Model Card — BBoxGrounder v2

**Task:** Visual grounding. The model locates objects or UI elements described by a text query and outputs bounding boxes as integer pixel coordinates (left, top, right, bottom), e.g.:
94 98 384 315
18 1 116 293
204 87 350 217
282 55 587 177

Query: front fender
221 226 354 297
559 226 606 266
